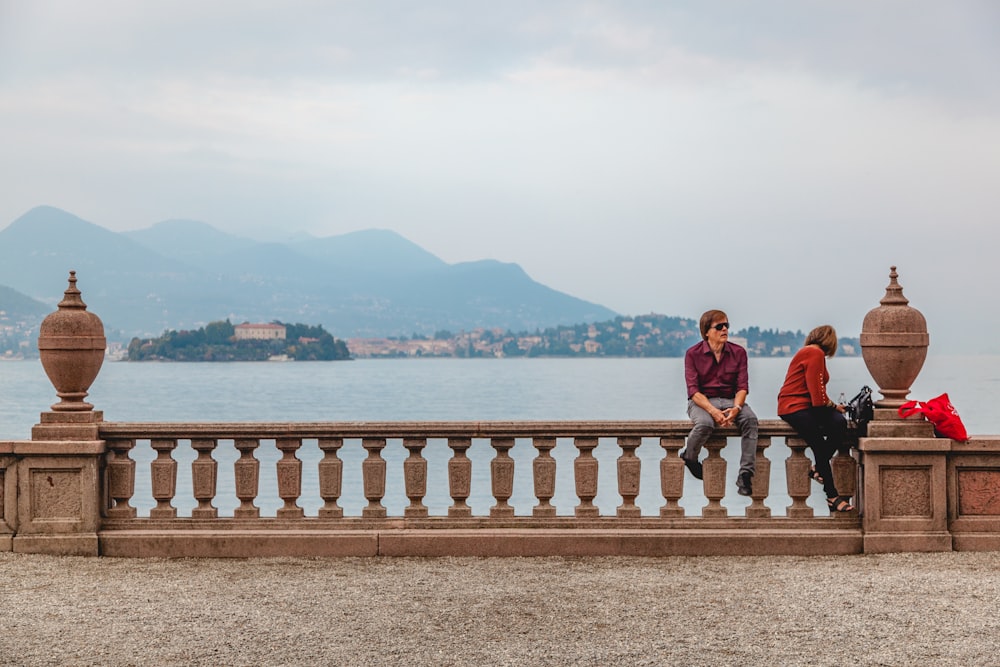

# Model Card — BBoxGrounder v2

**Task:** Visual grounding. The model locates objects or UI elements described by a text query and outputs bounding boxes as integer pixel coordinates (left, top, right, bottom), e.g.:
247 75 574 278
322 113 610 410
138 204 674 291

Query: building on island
234 323 287 341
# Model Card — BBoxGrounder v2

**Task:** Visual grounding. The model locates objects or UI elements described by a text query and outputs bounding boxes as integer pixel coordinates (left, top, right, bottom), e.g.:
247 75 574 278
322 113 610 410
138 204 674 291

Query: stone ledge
863 531 952 553
0 440 106 455
97 527 863 558
100 516 863 531
24 439 106 455
954 438 1000 452
13 533 99 556
859 437 950 452
100 530 378 557
952 533 1000 551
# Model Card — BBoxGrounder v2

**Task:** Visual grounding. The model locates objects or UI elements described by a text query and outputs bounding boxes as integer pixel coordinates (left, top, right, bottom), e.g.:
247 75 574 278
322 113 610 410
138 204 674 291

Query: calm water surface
2 356 997 517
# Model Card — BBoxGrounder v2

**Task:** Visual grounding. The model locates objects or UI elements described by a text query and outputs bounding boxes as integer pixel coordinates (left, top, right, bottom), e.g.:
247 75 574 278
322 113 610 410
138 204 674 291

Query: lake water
2 355 997 517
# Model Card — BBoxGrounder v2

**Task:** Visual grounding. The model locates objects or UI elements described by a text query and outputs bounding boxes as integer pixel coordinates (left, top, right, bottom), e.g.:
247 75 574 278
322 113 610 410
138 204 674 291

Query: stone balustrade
96 419 840 522
2 419 868 557
4 267 999 558
7 415 1000 557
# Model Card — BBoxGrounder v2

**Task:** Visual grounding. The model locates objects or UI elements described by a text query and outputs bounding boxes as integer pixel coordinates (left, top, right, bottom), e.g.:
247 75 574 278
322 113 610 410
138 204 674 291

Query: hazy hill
0 284 49 319
0 207 266 335
123 219 259 268
290 229 448 278
0 206 617 338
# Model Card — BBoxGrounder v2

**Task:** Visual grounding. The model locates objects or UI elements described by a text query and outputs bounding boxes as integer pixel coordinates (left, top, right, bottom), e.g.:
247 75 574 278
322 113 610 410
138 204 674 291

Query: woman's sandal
808 467 824 484
827 496 854 513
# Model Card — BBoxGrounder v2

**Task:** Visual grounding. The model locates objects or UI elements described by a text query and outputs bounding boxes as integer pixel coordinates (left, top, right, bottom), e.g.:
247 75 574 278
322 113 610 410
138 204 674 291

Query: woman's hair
805 325 838 357
699 310 728 341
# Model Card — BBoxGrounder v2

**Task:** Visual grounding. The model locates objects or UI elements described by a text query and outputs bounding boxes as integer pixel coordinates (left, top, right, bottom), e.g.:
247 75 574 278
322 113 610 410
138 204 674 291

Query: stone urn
859 266 928 408
37 271 107 411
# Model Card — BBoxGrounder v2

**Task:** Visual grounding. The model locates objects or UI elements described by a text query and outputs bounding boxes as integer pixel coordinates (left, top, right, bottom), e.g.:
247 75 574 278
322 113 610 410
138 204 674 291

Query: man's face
707 316 730 346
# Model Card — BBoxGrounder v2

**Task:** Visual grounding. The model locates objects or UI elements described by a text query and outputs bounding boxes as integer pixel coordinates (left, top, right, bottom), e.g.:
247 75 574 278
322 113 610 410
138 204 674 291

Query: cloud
1 1 998 351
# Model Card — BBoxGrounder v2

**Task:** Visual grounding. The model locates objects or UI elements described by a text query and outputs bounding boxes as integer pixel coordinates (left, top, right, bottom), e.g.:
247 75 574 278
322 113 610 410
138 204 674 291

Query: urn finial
37 271 107 412
879 266 909 306
860 266 929 408
58 270 88 309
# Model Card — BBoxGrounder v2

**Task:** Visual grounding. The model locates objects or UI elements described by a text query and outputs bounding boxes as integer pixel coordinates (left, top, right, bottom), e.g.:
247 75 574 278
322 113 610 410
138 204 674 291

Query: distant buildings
234 323 287 341
0 310 41 359
342 315 859 359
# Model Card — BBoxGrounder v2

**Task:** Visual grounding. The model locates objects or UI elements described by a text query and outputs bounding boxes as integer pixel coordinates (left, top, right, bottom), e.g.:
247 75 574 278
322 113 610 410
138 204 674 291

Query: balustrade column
362 438 387 518
659 437 686 517
233 438 260 518
574 437 600 517
191 438 218 519
785 437 814 518
831 448 859 517
318 438 344 518
275 438 304 519
0 457 9 536
702 437 728 518
403 438 429 518
532 437 557 517
490 437 515 518
149 438 178 519
746 437 772 518
447 437 473 517
105 438 136 519
617 436 641 518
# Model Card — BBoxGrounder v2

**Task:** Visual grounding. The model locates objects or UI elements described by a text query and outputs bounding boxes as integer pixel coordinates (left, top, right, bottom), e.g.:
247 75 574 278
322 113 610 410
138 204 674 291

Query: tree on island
127 320 351 361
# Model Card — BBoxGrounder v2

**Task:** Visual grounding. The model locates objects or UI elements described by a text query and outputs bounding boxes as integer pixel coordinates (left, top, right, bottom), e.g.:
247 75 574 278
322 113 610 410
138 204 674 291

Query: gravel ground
2 551 999 666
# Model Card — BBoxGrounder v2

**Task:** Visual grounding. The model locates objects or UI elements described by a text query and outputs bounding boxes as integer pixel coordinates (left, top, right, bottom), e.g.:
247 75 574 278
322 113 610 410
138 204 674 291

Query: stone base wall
98 523 864 558
1 438 103 556
3 419 1000 558
860 426 1000 553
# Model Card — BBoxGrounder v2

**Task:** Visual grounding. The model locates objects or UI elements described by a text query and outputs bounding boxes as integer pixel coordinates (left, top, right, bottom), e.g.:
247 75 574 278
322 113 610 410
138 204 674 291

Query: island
126 320 351 361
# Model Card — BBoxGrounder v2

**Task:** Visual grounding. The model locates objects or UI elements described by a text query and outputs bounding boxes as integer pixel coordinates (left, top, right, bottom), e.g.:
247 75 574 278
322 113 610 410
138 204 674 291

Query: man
681 309 758 496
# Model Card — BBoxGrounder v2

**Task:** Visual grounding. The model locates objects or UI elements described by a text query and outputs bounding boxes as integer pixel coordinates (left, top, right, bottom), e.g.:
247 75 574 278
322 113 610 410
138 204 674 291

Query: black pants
780 406 848 499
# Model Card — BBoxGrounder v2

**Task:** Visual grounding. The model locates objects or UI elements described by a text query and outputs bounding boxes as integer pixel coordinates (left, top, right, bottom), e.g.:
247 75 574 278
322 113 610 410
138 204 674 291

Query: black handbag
845 385 874 433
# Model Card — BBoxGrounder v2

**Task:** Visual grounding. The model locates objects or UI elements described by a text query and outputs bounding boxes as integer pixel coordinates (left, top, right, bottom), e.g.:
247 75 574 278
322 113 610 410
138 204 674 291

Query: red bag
898 393 969 442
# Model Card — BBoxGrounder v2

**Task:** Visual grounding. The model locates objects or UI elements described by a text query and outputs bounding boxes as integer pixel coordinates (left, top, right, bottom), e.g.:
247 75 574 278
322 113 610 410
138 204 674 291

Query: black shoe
680 451 703 480
737 471 753 496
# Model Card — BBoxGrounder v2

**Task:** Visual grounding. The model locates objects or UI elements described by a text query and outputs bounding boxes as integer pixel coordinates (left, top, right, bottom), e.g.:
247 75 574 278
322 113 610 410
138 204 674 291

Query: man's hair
805 325 838 357
699 309 728 341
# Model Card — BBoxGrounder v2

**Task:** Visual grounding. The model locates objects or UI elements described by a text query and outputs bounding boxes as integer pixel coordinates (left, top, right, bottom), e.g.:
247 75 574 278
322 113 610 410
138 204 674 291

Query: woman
777 325 853 513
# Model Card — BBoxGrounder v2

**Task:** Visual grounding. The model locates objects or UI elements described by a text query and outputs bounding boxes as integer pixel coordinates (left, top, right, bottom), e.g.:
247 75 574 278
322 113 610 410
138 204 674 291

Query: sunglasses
711 322 730 331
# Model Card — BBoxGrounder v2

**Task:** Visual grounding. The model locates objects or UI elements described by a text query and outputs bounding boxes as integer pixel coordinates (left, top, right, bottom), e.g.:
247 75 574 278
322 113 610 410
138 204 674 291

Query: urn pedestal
858 267 948 552
11 271 107 555
859 266 928 410
33 271 106 440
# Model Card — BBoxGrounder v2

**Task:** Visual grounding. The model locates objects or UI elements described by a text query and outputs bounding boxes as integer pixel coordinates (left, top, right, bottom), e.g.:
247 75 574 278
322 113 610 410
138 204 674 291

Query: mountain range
0 206 617 339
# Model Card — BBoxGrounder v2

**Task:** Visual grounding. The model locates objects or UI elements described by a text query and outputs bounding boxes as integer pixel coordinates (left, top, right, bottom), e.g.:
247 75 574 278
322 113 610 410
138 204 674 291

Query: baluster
659 437 686 517
149 438 178 519
785 437 814 518
574 437 600 517
617 436 642 518
318 438 344 518
233 438 260 518
447 437 473 517
362 438 387 518
403 437 428 518
532 437 557 517
702 436 728 517
831 447 859 517
490 437 515 518
105 438 136 519
746 437 772 518
190 438 218 519
276 438 304 518
0 462 6 525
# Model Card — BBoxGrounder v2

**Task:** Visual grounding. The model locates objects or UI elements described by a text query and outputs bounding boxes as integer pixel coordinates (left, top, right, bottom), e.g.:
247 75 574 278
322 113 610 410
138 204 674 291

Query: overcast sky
2 1 998 352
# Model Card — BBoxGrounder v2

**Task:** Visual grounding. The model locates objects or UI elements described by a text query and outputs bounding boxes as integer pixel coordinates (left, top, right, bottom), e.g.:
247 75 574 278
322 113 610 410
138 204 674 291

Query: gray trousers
684 397 758 475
